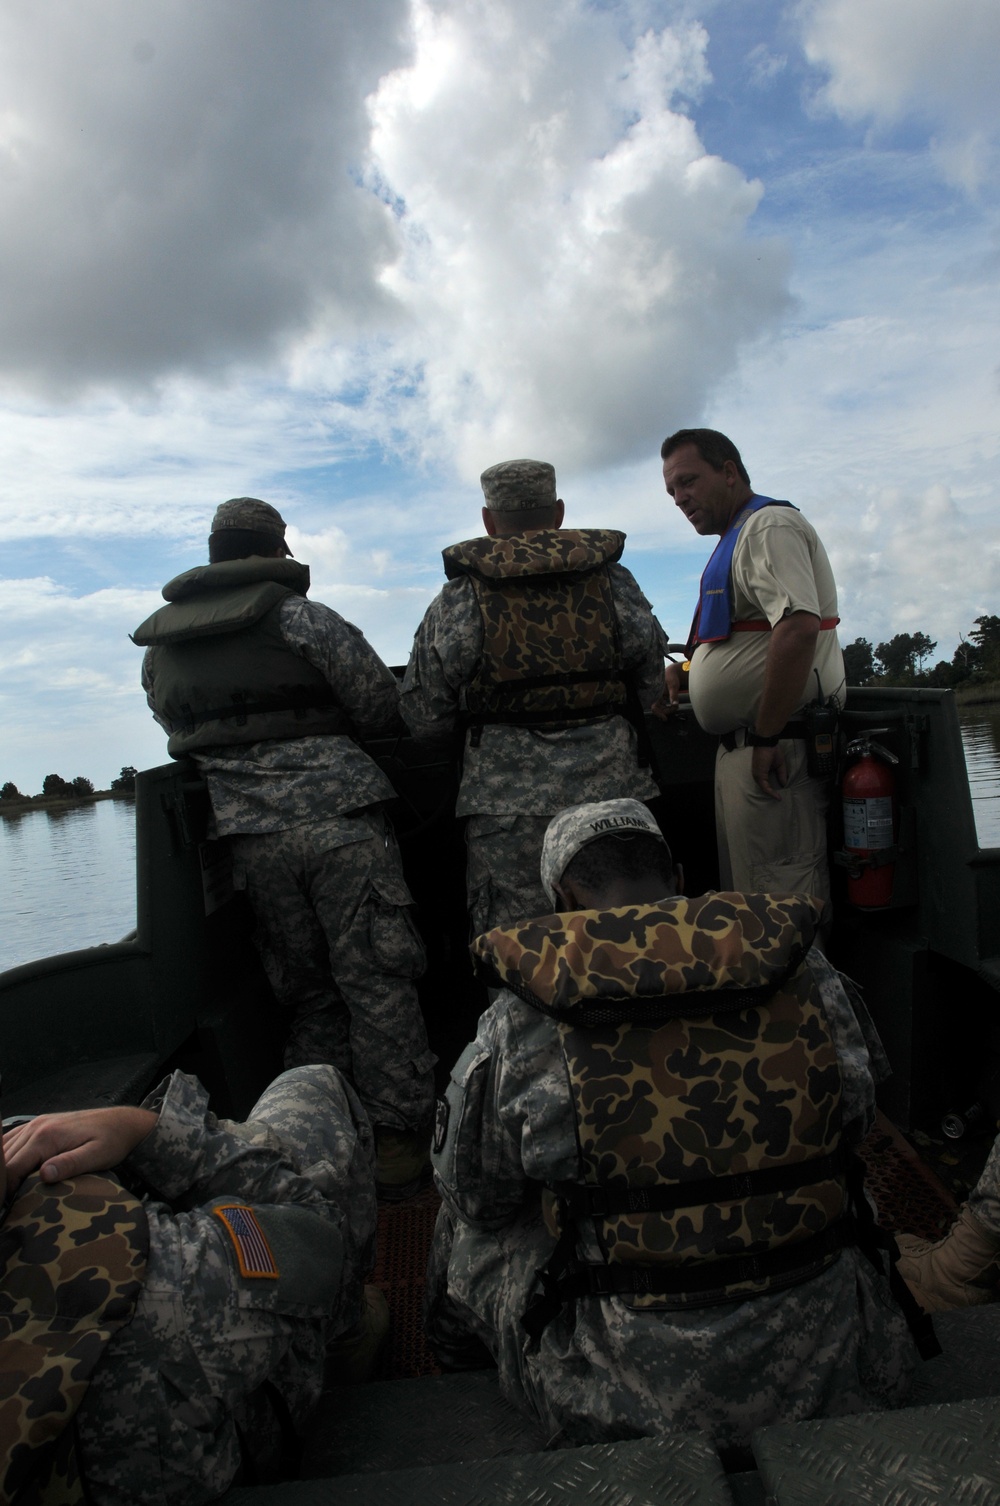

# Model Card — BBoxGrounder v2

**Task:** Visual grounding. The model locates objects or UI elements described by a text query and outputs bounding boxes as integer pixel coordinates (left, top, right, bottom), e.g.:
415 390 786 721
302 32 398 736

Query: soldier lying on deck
425 798 920 1450
0 1064 376 1503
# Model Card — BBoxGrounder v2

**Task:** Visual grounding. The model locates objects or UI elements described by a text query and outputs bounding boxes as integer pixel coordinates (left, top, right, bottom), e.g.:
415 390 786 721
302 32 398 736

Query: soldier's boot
326 1285 390 1384
375 1126 430 1201
896 1204 1000 1312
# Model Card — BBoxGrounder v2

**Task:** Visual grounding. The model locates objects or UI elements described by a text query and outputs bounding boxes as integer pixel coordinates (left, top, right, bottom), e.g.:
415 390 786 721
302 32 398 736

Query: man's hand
751 743 788 800
651 661 686 720
2 1106 157 1192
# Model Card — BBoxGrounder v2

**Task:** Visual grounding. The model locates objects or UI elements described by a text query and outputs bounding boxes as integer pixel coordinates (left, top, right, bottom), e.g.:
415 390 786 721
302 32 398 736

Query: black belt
720 719 807 752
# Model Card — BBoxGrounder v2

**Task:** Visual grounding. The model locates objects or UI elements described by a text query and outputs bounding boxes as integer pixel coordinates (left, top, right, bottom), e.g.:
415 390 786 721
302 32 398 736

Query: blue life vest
686 496 795 653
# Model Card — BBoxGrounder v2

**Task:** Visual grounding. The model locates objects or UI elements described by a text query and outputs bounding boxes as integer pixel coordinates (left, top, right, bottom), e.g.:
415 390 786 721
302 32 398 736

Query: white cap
539 799 668 906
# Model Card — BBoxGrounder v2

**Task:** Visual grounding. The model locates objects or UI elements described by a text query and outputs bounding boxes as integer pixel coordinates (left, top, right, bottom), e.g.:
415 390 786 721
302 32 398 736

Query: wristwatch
745 728 780 747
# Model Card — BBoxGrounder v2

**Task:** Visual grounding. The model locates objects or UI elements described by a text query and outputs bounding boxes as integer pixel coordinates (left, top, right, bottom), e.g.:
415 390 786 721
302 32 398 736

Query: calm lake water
2 709 1000 973
0 798 137 973
957 706 1000 849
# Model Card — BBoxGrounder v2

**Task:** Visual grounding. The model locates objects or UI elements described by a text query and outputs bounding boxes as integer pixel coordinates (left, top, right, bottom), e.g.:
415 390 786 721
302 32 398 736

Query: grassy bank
954 680 1000 707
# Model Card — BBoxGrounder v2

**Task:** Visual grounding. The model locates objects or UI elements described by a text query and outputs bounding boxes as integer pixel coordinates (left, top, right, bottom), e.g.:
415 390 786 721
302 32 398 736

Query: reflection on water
0 799 136 973
959 706 1000 849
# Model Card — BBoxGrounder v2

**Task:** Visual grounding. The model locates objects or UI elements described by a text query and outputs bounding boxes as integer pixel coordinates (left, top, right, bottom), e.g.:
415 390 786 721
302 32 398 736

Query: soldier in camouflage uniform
425 799 916 1449
400 460 667 935
133 498 435 1193
1 1062 374 1502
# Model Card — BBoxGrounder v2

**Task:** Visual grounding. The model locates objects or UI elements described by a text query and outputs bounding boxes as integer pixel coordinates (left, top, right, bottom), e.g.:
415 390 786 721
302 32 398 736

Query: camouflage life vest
442 530 629 741
132 557 351 756
472 891 853 1330
0 1173 149 1506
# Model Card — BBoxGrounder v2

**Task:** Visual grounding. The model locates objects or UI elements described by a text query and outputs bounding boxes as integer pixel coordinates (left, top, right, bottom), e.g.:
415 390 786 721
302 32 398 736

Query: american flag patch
213 1204 279 1279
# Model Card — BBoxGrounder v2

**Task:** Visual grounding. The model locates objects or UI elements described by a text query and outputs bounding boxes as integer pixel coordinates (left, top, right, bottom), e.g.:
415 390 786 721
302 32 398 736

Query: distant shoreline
955 681 1000 708
0 790 134 819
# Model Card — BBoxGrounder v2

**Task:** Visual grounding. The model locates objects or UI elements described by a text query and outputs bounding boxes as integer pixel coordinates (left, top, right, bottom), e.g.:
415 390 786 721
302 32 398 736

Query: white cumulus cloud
350 0 791 475
0 0 795 505
817 479 1000 658
800 0 1000 188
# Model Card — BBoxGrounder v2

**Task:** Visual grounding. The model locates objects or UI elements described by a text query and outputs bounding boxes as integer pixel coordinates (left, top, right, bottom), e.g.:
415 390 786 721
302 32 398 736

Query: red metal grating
371 1183 443 1379
857 1110 958 1240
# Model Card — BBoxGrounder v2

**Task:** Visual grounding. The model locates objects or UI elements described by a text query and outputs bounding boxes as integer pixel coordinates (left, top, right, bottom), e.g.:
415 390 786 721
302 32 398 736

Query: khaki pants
715 738 831 914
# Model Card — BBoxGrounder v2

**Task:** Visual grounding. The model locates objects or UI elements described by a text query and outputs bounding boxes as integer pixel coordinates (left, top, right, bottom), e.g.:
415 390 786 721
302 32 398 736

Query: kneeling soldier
425 799 922 1449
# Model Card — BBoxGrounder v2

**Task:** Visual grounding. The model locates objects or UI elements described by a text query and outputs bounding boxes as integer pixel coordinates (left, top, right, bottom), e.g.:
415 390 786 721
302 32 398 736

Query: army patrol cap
211 497 288 543
480 459 557 512
540 799 668 906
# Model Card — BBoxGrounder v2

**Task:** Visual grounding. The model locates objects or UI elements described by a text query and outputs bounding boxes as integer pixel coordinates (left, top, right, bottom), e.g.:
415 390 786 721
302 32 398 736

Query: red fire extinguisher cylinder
842 738 897 908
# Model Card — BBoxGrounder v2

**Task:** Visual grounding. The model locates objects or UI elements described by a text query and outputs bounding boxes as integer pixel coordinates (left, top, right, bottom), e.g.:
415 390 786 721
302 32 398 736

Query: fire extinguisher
842 734 899 908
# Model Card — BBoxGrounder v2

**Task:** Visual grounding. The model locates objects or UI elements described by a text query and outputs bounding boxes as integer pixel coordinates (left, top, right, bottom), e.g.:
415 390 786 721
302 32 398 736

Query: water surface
0 799 136 973
958 706 1000 849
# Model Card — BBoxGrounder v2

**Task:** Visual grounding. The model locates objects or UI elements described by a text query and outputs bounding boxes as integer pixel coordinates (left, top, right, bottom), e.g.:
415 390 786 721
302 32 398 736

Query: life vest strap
471 667 625 695
169 686 343 734
467 701 623 730
548 1146 848 1220
462 667 630 747
522 1219 853 1339
729 616 840 634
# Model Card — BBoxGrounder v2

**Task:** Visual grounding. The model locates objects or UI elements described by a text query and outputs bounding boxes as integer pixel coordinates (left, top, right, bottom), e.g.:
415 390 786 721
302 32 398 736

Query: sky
1 0 998 791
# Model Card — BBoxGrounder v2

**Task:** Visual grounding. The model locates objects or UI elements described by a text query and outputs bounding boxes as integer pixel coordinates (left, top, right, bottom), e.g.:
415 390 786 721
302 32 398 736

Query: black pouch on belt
803 700 838 778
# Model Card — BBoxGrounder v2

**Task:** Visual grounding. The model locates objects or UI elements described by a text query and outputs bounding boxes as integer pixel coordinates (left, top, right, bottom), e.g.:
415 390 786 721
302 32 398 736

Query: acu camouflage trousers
425 1201 915 1449
465 813 553 937
230 805 436 1133
970 1131 1000 1236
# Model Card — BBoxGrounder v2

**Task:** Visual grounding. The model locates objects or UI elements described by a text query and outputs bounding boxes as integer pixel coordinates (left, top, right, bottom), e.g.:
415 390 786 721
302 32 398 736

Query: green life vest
0 1173 149 1506
472 891 852 1327
132 557 351 756
441 530 629 741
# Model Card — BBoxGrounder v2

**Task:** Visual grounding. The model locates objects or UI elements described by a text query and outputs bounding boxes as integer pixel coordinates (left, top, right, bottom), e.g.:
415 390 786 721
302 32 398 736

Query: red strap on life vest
731 616 840 633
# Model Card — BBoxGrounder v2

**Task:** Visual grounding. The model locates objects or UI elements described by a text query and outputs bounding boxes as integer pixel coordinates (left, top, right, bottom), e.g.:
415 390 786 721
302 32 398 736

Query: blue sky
1 0 998 791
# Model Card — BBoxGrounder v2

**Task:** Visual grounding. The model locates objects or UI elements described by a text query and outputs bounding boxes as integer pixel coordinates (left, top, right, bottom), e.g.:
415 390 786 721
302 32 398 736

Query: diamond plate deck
753 1396 1000 1505
225 1433 735 1506
300 1372 547 1478
910 1306 1000 1407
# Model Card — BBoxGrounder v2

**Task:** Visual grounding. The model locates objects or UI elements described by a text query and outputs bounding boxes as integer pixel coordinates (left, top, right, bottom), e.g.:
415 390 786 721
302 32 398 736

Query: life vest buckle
586 1264 615 1297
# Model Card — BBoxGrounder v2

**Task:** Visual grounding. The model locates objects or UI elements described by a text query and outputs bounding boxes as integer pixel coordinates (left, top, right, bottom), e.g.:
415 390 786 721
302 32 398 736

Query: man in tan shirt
659 428 844 909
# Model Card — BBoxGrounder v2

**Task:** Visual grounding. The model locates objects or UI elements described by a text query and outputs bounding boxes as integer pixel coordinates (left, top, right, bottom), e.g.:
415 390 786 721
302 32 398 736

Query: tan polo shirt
688 507 845 736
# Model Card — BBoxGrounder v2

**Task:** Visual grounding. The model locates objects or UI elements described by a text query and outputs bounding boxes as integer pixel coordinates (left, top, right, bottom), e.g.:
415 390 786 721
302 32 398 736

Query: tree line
0 766 137 806
843 615 1000 689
